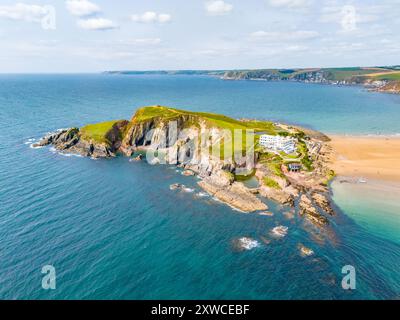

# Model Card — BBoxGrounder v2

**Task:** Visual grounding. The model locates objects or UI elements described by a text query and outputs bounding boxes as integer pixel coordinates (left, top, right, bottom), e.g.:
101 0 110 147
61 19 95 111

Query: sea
0 74 399 299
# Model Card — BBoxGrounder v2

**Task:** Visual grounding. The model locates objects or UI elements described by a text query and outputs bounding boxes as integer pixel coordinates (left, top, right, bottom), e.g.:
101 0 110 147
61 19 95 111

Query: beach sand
329 135 400 182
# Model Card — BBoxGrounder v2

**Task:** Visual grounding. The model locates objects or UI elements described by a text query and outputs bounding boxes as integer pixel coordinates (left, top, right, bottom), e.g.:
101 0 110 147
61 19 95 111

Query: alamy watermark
341 265 356 290
41 5 56 30
41 265 56 290
142 121 256 175
341 5 357 32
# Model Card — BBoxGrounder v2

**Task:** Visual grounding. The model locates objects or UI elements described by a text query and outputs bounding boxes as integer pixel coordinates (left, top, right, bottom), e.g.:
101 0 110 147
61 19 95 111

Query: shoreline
328 135 400 183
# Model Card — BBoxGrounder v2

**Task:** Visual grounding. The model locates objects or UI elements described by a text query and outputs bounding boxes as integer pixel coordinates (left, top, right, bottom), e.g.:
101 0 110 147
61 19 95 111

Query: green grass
297 140 313 171
267 161 285 178
133 106 181 122
132 106 281 159
263 177 281 189
322 169 336 186
80 120 123 144
133 106 277 133
372 73 400 81
258 153 285 177
323 68 379 81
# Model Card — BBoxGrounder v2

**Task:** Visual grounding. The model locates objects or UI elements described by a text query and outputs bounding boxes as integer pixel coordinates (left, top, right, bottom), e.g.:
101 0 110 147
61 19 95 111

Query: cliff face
375 80 400 94
121 113 200 154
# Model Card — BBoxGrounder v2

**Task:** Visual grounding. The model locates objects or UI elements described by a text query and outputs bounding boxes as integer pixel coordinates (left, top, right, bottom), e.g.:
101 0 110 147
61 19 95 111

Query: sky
0 0 399 72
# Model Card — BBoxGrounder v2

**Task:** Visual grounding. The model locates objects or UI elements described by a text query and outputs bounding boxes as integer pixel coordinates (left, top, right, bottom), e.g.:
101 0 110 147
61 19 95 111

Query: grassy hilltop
79 106 285 159
80 106 281 144
77 105 316 178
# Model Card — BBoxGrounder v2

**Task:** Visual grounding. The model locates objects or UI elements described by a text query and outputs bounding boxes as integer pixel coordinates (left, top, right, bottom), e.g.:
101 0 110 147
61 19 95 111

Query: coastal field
329 135 400 182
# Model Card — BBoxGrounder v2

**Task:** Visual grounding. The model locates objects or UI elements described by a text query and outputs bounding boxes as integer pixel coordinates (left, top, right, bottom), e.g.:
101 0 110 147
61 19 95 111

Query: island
34 106 336 227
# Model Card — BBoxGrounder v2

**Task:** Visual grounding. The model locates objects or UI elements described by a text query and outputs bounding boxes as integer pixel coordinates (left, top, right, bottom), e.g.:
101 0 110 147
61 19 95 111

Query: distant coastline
104 66 400 95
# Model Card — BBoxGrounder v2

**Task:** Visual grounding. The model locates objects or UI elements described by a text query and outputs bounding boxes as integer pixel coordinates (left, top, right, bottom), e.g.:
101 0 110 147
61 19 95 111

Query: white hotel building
259 134 296 154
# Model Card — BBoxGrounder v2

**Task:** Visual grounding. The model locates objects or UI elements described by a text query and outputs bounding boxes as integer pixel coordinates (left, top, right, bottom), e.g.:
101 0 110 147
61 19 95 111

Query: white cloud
77 18 117 30
205 1 233 16
120 38 162 45
285 45 308 51
158 13 172 23
268 0 312 8
250 30 319 41
131 11 172 23
66 0 100 17
0 3 49 22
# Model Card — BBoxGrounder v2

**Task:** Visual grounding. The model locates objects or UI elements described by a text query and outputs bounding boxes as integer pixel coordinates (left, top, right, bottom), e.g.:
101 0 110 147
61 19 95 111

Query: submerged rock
182 169 195 176
169 183 182 190
283 211 295 220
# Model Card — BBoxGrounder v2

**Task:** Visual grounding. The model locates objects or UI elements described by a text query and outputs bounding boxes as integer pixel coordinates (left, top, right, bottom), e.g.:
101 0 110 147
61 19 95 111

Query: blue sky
0 0 399 72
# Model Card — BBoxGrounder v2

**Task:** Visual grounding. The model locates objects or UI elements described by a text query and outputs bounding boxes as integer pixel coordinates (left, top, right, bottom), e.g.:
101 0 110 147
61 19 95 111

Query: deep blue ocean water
0 74 399 299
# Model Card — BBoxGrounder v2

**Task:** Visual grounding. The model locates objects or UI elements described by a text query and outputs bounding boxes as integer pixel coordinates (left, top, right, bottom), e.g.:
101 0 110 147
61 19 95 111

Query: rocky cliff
35 106 336 227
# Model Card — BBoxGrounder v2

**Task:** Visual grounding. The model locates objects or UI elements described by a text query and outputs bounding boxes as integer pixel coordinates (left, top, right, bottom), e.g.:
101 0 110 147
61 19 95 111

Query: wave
233 237 260 251
24 138 36 145
29 143 43 149
270 226 288 238
48 146 82 158
58 153 83 158
330 133 400 138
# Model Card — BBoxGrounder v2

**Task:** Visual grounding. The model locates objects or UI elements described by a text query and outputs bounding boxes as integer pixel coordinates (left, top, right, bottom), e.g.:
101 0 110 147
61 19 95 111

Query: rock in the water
182 169 195 176
312 192 334 215
298 244 314 256
299 194 328 226
34 127 117 158
133 154 143 161
169 183 182 190
259 186 294 206
198 170 267 212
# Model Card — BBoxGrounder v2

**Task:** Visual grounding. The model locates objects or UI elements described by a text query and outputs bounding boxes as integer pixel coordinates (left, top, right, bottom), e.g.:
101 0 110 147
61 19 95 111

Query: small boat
358 178 367 183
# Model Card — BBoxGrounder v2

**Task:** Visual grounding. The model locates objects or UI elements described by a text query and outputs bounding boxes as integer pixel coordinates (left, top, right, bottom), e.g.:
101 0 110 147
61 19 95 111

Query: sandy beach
329 135 400 182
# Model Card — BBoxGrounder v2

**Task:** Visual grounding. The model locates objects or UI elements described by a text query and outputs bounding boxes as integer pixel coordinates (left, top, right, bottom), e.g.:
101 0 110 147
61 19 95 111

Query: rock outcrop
198 170 268 212
312 192 334 216
34 128 116 158
298 194 328 226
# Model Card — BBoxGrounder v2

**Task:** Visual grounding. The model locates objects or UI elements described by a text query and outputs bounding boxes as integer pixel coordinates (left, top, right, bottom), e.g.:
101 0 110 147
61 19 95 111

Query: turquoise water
0 74 399 299
332 180 400 245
